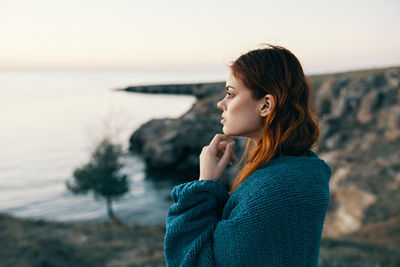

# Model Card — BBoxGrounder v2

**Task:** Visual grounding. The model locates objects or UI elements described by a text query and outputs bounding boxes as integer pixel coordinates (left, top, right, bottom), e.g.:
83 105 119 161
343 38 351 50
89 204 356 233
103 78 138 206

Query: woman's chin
222 126 231 136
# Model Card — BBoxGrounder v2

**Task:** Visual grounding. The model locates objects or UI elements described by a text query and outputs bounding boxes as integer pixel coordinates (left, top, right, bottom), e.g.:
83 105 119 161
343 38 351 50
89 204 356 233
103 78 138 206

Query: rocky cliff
126 65 400 244
309 67 400 241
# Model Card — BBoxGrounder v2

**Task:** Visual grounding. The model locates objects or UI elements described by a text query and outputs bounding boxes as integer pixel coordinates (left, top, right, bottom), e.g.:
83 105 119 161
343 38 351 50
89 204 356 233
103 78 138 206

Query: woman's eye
226 92 233 98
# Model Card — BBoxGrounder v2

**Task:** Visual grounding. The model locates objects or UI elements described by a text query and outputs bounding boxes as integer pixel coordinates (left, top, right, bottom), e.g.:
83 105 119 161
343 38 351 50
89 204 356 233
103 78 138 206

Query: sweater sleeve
164 177 328 267
164 179 229 266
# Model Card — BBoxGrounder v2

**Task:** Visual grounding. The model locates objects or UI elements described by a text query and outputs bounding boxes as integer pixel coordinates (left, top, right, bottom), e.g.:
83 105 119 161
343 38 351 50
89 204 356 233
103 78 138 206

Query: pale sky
1 0 399 74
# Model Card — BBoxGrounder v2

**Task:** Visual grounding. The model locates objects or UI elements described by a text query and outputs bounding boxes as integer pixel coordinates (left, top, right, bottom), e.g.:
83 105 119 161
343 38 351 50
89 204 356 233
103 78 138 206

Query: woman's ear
259 94 274 117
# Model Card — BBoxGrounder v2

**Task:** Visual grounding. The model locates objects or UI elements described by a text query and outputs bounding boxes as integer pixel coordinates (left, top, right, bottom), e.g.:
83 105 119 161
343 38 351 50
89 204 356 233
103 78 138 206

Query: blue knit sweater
164 149 331 266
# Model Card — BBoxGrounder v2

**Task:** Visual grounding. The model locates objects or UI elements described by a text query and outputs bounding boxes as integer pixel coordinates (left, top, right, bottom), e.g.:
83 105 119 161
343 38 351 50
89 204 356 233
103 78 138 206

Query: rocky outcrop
309 67 400 239
116 81 224 99
127 89 246 185
127 65 400 239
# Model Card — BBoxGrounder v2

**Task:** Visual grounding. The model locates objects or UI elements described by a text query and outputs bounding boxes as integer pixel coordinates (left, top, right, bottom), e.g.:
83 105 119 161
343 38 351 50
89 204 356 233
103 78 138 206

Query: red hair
228 44 320 195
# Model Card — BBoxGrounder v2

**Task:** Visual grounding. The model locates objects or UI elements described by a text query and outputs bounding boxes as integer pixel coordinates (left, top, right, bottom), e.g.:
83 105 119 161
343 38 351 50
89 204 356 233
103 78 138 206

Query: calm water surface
0 68 226 226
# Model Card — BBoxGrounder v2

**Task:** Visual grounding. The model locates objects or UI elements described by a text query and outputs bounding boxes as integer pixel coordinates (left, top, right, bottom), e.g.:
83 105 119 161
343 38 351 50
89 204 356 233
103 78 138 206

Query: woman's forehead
226 74 243 90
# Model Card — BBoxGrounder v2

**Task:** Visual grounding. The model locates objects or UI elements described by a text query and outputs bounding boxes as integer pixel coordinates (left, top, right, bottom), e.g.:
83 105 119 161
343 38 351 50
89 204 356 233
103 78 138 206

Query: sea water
0 67 226 226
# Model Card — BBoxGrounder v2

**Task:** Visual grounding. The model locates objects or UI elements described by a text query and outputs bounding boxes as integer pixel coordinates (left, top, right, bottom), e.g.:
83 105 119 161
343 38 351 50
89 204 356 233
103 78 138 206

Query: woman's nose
217 99 225 110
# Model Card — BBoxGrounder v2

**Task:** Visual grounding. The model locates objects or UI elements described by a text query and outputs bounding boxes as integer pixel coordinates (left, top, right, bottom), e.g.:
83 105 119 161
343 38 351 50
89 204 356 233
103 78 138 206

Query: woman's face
217 70 271 141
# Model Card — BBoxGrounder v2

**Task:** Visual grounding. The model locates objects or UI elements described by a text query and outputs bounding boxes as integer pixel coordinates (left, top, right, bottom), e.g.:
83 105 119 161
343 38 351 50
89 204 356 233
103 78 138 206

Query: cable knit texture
164 149 331 266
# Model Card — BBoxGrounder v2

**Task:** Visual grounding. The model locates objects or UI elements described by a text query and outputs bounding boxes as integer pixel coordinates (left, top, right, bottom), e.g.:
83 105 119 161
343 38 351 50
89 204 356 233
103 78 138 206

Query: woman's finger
217 140 237 163
217 141 228 150
209 134 234 150
218 142 235 167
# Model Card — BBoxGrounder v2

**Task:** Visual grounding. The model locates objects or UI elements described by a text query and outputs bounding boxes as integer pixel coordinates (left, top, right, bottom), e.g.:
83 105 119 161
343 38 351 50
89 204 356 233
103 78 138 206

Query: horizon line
0 63 399 77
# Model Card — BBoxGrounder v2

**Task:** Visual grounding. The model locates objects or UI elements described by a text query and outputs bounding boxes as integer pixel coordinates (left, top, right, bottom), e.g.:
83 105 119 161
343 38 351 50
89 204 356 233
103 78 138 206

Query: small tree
66 137 129 222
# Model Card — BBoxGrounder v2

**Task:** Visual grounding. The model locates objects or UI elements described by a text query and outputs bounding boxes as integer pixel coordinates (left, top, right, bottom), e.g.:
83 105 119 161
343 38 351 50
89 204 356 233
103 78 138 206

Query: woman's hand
199 134 237 181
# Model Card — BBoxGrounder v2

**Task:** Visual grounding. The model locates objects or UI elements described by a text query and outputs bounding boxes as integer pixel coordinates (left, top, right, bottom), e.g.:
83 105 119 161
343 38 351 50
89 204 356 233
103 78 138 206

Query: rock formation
116 81 224 99
126 65 400 242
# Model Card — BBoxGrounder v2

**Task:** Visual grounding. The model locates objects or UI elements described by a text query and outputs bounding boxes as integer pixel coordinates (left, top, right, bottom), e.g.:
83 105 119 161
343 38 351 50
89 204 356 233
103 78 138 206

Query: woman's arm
164 179 228 266
164 179 279 267
164 133 239 266
164 176 328 267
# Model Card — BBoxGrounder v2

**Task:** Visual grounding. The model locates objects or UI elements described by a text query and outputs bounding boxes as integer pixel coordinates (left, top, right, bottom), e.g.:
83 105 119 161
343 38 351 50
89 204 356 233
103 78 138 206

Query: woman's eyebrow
225 86 236 90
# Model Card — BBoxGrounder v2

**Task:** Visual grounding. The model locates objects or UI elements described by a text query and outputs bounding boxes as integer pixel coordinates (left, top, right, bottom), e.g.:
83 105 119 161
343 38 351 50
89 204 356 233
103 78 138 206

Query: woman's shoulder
234 149 331 197
256 149 331 178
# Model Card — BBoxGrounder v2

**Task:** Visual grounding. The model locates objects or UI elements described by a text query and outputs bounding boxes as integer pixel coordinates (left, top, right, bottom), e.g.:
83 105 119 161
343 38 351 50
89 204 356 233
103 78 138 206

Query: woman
164 44 331 266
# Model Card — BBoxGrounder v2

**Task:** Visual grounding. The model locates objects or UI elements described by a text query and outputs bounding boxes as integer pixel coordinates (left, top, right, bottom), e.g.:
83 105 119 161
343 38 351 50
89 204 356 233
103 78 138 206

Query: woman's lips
220 118 226 124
